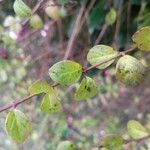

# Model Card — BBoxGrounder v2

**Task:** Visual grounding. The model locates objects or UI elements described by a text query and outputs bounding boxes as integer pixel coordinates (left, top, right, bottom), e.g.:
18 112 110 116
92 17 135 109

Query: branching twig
0 47 136 113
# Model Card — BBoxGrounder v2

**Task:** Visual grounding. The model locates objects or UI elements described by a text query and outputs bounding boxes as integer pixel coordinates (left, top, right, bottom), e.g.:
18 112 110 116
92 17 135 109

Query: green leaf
56 141 77 150
28 80 55 95
101 135 124 150
105 8 117 26
127 120 148 139
40 94 62 113
132 26 150 51
13 0 32 17
5 109 31 143
29 14 43 29
75 76 98 100
49 60 82 86
87 45 117 69
116 55 145 86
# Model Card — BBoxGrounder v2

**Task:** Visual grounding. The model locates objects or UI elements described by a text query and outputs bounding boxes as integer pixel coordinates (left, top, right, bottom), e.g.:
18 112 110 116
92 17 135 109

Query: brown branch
64 0 97 59
95 24 108 45
64 4 85 59
0 94 37 113
0 47 136 113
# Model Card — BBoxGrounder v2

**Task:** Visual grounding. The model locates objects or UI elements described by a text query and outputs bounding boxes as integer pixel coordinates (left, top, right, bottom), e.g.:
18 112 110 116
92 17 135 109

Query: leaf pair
100 120 149 150
28 80 62 113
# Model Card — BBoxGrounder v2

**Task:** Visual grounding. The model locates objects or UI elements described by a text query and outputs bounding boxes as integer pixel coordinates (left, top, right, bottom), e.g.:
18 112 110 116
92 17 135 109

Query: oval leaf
105 8 117 26
116 55 145 86
40 94 62 113
87 45 117 69
13 0 32 17
28 80 55 95
56 141 77 150
5 109 31 143
132 26 150 51
29 14 43 29
101 135 124 150
127 120 148 139
75 76 98 100
49 60 82 85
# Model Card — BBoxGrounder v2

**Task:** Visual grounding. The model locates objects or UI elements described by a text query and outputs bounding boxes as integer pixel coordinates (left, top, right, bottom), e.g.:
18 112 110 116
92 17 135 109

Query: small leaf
87 45 117 69
101 135 124 150
28 80 55 95
49 60 82 85
132 26 150 51
29 14 43 29
75 76 98 100
105 8 117 26
116 55 145 86
56 141 77 150
13 0 32 17
40 94 62 113
45 1 61 21
127 120 148 139
5 109 31 143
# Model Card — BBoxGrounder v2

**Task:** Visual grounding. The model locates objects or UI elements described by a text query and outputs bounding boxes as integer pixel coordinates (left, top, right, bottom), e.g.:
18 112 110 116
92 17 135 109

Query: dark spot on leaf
87 87 91 92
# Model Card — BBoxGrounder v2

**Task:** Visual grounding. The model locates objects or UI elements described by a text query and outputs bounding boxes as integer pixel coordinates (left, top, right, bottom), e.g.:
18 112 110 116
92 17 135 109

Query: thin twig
0 47 136 113
64 4 85 59
0 94 37 113
64 0 97 59
95 24 108 45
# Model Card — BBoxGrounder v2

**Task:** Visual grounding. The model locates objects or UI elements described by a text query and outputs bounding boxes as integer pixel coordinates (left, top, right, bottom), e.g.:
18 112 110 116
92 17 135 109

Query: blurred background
0 0 150 149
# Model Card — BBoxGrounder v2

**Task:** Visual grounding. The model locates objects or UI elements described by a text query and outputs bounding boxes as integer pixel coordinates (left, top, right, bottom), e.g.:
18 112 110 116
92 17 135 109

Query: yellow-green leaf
87 45 117 69
56 141 77 150
105 8 117 26
49 60 82 85
75 76 98 100
13 0 32 17
5 109 31 143
40 94 62 113
28 80 55 95
101 135 124 150
29 14 43 29
132 26 150 51
116 55 145 86
127 120 148 139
